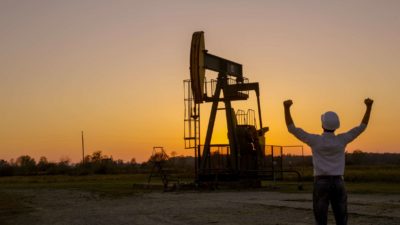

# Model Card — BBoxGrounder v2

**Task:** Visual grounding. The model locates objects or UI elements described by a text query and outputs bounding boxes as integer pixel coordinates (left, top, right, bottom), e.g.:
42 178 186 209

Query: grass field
1 173 400 198
0 174 154 196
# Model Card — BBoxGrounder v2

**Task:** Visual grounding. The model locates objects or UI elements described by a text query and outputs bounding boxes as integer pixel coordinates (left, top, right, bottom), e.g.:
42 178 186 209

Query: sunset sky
1 1 399 163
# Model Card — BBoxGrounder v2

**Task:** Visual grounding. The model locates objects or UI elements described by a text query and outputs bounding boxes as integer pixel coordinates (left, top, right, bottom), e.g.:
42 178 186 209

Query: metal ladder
184 80 200 149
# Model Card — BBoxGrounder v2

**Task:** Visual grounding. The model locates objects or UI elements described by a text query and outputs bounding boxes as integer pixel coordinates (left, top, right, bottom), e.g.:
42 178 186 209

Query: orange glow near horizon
1 1 400 163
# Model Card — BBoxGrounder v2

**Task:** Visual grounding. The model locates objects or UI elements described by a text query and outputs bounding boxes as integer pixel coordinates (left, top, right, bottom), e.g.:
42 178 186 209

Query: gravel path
4 189 400 225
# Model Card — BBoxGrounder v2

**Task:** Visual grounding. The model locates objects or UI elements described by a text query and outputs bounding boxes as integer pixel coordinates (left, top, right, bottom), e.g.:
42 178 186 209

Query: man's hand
284 100 293 108
364 98 373 108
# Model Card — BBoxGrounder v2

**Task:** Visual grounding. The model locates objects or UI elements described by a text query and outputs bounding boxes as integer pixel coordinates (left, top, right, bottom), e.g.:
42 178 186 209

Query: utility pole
81 131 85 165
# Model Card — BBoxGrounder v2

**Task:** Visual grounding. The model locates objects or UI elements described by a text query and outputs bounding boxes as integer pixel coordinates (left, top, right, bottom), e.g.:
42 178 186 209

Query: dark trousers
313 176 347 225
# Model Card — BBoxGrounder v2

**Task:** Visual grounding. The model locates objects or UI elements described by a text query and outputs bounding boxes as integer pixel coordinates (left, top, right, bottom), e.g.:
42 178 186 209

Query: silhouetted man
283 98 373 225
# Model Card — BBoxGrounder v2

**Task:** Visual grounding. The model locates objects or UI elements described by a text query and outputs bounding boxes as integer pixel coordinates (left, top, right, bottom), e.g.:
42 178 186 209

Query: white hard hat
321 111 340 130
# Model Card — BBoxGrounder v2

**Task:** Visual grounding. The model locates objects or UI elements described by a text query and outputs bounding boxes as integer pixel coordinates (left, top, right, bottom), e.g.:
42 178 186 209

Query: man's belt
314 175 343 181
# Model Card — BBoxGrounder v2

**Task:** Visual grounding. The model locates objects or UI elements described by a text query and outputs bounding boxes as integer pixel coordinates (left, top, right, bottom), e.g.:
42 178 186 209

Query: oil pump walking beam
204 52 243 81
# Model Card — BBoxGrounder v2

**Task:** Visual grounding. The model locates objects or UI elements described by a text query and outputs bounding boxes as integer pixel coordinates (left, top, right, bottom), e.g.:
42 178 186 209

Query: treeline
346 150 400 165
0 151 193 176
1 150 399 177
284 150 400 167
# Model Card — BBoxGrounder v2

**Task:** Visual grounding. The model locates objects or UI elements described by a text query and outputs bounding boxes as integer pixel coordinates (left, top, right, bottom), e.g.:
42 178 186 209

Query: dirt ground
3 189 400 225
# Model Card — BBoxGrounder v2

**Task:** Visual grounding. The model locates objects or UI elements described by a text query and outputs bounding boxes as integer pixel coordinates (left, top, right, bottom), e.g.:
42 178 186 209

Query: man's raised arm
284 99 294 127
362 98 374 125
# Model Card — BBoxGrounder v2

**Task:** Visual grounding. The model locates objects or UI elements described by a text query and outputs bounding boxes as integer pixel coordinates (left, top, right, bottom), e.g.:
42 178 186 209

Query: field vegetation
1 150 399 186
1 151 399 225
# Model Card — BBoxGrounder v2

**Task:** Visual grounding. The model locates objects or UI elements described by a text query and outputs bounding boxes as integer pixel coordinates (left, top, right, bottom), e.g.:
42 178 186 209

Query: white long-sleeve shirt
288 123 367 176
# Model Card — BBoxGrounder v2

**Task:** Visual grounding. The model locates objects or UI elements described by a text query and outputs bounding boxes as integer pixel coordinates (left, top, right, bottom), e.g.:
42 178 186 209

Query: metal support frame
201 73 240 172
200 72 264 178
